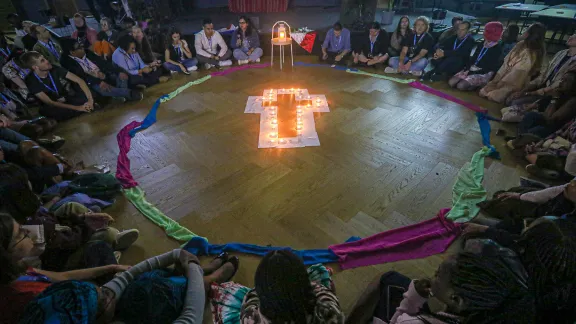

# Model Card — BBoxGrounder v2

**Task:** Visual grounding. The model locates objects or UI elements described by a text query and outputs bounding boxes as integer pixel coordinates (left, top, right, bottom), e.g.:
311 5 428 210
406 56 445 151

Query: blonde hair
414 16 430 32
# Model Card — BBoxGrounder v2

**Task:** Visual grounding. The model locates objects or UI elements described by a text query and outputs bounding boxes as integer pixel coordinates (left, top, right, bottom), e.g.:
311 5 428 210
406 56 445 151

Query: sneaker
159 76 170 83
187 65 198 71
409 70 423 77
384 67 398 74
112 96 127 103
238 59 249 65
114 251 122 263
170 70 179 75
256 58 260 63
137 92 144 101
135 84 147 90
219 60 233 67
519 176 549 189
114 229 139 250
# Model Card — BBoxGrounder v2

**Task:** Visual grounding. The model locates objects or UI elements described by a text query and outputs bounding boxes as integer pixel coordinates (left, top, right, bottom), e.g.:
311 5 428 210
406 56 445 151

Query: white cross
244 88 330 148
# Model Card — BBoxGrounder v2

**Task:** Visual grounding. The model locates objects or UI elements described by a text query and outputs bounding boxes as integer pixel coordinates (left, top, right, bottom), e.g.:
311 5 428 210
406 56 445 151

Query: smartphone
28 116 46 124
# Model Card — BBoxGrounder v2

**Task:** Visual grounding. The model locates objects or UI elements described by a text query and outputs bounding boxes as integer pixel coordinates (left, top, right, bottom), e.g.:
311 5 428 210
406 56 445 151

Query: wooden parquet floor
55 56 528 317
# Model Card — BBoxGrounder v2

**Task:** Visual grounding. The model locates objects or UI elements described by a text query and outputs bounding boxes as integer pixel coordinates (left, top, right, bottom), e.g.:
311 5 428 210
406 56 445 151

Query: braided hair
445 252 536 324
254 250 316 323
517 218 576 322
0 163 41 222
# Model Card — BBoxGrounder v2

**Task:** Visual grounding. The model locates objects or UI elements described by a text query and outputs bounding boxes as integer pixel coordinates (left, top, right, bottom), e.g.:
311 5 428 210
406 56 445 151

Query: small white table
529 8 576 19
551 4 576 10
495 3 549 12
271 37 293 71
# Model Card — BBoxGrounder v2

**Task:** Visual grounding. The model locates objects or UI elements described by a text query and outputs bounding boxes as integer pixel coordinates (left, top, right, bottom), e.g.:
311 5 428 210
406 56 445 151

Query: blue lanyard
33 72 59 96
39 40 60 59
122 50 140 70
413 33 423 47
453 34 470 50
207 36 213 51
174 45 182 58
336 35 342 50
0 93 9 108
11 60 28 79
369 35 377 53
474 43 493 66
0 47 10 58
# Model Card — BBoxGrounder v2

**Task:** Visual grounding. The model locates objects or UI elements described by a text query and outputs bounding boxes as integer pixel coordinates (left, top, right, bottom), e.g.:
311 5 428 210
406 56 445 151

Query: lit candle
271 139 276 144
307 95 311 99
271 125 277 130
271 119 278 125
297 120 303 125
290 88 294 92
297 125 302 130
316 98 321 103
297 109 302 113
270 106 276 110
279 139 286 144
270 132 277 138
306 104 311 108
270 111 276 116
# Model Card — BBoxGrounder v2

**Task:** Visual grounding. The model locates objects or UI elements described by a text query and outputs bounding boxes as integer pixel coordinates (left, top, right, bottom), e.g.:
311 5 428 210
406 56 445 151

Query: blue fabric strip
128 96 168 137
183 236 361 265
476 112 501 160
294 61 358 72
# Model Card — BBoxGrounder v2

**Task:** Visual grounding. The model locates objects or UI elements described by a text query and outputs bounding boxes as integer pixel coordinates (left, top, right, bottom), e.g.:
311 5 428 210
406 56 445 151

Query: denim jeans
0 127 30 153
388 56 429 72
163 58 198 72
233 48 263 61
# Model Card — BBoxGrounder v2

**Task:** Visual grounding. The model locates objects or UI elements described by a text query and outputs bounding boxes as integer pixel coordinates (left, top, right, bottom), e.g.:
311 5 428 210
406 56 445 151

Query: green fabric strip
160 75 212 103
345 69 415 84
447 147 490 222
123 186 205 242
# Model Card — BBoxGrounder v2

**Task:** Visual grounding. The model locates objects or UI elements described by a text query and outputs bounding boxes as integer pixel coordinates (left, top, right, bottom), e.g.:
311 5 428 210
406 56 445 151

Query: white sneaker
409 70 423 77
384 67 398 74
187 65 198 71
256 58 260 63
205 63 214 69
170 70 178 75
219 60 233 67
238 59 249 65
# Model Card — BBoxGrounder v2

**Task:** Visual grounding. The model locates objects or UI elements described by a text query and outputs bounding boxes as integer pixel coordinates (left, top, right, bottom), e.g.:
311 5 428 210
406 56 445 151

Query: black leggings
374 271 412 322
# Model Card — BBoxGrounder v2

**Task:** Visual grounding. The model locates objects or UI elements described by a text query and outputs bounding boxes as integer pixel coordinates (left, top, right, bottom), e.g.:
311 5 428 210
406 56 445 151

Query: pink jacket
72 27 98 46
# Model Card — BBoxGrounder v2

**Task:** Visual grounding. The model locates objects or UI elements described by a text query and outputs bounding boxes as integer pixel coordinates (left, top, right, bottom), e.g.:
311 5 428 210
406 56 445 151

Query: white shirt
194 30 228 58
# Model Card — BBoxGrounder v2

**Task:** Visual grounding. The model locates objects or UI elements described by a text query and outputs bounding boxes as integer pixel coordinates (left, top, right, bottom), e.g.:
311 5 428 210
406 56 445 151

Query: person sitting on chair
352 22 389 68
320 22 351 66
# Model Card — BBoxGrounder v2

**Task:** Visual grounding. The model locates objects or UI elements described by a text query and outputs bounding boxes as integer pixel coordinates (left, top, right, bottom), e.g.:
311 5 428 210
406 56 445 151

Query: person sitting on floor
71 13 98 50
195 18 232 70
0 163 139 270
422 21 475 82
449 21 504 91
438 16 464 44
2 49 31 100
463 216 576 323
388 16 412 58
320 21 351 66
30 25 62 67
99 17 119 46
500 24 520 63
479 23 546 104
0 213 129 324
502 70 576 134
231 16 263 65
110 1 128 29
20 249 238 324
352 22 389 68
94 29 117 61
60 38 142 103
345 249 534 324
385 16 435 77
164 27 198 74
506 33 576 109
112 35 168 89
0 31 14 67
131 25 162 66
22 51 96 122
210 249 344 323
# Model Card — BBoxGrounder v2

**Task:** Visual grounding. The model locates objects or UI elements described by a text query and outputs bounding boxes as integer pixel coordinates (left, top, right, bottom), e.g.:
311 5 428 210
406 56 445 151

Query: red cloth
0 269 51 324
299 31 317 54
228 0 288 13
115 120 143 189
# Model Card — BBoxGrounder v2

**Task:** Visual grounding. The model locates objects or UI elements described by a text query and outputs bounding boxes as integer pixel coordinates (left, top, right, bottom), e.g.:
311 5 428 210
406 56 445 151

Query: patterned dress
210 264 344 324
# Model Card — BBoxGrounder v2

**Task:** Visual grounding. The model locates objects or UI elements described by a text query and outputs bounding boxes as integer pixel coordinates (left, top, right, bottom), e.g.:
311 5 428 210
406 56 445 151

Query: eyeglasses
10 226 30 250
239 21 247 25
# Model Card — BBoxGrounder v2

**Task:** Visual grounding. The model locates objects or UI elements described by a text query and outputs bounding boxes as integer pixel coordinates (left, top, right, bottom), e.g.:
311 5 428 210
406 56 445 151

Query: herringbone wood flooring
55 56 527 319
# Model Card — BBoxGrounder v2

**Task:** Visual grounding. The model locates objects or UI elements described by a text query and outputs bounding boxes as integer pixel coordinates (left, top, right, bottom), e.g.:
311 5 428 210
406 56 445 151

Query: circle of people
0 10 575 324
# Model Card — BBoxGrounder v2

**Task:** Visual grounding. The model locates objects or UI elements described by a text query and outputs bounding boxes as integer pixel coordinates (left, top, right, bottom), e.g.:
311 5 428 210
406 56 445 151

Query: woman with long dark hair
388 16 412 57
210 250 344 323
500 24 520 62
163 27 197 74
112 35 168 87
71 13 98 49
230 16 263 65
480 23 547 104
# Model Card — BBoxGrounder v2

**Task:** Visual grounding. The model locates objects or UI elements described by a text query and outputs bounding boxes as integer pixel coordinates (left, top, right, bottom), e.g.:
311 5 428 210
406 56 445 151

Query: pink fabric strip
409 81 488 113
329 208 461 269
116 121 142 189
210 63 271 77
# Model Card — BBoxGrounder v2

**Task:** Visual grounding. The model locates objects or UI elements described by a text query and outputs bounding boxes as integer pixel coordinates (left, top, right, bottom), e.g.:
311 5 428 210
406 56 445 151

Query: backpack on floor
68 173 122 200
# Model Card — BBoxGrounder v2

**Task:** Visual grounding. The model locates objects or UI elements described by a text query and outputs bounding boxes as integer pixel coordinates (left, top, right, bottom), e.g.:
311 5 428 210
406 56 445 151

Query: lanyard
207 35 213 51
0 47 10 59
11 60 28 79
369 35 377 53
413 33 424 47
474 43 494 66
0 93 9 108
453 34 470 50
336 35 342 50
33 72 59 96
76 56 96 72
174 45 182 58
39 40 60 59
